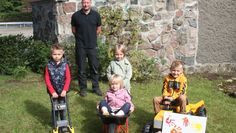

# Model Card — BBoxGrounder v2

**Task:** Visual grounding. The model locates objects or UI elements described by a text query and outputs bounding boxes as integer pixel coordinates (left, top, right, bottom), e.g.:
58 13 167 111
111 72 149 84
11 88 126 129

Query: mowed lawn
0 73 235 133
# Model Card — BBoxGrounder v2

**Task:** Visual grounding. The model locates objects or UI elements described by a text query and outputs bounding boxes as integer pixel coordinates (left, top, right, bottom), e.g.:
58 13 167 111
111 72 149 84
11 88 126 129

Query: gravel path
0 27 33 37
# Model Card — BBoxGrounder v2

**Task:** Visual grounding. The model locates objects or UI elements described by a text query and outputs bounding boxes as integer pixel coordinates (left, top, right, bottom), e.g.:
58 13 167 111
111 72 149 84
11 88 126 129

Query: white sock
111 112 115 116
101 107 108 114
115 110 125 116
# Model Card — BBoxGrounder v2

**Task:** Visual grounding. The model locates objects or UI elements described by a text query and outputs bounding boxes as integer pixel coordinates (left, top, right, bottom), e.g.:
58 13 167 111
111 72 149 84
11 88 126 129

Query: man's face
82 0 91 12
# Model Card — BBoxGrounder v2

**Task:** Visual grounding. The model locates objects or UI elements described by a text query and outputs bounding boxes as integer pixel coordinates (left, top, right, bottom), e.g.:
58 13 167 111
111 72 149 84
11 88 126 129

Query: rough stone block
147 32 158 42
63 2 76 13
166 0 175 11
176 9 183 17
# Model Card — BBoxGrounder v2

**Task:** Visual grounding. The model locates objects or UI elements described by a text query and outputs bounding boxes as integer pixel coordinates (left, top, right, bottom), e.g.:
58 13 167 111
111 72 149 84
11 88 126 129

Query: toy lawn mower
142 100 206 133
51 96 75 133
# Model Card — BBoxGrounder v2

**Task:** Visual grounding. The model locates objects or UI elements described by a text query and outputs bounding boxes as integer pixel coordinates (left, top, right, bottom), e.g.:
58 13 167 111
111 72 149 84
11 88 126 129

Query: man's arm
96 26 101 35
72 26 76 35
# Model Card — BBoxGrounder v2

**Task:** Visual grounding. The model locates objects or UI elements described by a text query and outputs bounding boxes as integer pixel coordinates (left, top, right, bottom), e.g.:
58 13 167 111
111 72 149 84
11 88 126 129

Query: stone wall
31 0 236 74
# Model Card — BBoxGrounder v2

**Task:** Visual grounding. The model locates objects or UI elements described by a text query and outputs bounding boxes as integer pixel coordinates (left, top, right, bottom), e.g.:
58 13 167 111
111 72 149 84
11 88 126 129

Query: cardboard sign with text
162 112 207 133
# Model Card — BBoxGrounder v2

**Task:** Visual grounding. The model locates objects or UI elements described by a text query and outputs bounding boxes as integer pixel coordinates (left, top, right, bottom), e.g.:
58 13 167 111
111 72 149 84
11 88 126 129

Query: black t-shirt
71 9 101 48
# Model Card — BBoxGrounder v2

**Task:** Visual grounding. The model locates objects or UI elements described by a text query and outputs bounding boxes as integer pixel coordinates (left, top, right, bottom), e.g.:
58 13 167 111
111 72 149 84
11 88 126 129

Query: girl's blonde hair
114 44 127 55
109 74 124 89
170 60 184 70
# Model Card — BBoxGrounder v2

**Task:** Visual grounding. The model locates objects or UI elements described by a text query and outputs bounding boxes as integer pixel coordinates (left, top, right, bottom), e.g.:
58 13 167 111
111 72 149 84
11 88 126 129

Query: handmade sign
162 112 207 133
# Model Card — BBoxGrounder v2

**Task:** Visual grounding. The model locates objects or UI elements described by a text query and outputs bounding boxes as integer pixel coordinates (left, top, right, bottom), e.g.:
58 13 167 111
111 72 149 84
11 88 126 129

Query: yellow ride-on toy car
51 96 74 133
142 100 206 133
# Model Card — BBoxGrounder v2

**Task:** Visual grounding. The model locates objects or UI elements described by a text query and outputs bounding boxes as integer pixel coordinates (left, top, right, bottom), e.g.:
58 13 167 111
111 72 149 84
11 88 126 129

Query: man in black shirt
71 0 102 97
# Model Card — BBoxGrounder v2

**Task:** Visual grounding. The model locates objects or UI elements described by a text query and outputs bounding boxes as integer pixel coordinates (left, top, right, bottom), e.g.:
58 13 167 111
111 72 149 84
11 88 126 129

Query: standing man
71 0 102 97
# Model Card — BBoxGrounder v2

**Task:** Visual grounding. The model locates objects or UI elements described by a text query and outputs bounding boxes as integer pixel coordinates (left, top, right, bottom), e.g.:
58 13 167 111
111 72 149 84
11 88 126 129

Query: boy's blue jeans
99 100 131 114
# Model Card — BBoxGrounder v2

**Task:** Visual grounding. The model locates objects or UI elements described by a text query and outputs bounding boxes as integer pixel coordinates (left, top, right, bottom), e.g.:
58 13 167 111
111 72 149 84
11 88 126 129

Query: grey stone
176 28 187 45
143 6 154 16
147 32 158 42
153 13 161 21
95 1 107 7
176 56 195 66
166 0 175 11
188 18 197 28
142 13 153 22
141 24 149 32
140 0 153 5
131 0 138 4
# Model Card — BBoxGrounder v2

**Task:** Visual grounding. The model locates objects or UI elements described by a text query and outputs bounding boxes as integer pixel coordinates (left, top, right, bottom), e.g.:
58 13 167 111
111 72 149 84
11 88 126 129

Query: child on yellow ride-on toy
153 60 187 114
143 60 206 133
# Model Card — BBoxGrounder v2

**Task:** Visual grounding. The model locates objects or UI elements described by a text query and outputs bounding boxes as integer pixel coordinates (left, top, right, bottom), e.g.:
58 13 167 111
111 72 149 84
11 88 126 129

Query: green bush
63 43 77 79
98 6 160 82
0 35 29 75
129 50 159 82
0 0 23 13
0 34 50 75
13 66 29 79
97 38 113 80
25 40 51 73
0 12 32 22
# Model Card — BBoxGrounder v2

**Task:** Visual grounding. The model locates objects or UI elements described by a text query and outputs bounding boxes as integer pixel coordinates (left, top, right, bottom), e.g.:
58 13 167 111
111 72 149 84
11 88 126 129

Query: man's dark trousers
76 47 100 91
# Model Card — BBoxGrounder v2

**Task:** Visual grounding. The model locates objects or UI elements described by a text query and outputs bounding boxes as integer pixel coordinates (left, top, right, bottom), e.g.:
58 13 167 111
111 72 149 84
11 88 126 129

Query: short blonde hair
114 44 127 55
170 60 184 70
109 74 124 89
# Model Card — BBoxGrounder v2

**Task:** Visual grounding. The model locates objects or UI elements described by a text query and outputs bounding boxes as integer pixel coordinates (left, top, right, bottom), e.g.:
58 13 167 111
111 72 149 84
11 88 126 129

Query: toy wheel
197 106 207 117
142 121 154 133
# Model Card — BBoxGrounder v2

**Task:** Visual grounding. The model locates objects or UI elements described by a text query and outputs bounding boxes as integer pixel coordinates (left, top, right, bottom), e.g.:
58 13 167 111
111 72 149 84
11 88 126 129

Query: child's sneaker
101 107 109 116
102 111 109 116
115 110 125 116
111 112 116 116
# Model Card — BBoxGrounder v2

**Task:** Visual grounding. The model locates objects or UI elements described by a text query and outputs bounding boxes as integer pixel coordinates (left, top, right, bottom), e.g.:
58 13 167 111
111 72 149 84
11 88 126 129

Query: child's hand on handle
52 92 59 98
60 90 67 97
163 96 173 105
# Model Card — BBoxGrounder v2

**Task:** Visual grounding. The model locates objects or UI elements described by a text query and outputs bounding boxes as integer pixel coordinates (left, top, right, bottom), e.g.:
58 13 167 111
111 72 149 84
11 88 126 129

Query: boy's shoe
79 89 87 97
93 89 102 96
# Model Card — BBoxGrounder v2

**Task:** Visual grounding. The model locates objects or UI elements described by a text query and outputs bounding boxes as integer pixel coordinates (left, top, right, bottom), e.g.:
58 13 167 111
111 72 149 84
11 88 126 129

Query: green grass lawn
0 74 235 133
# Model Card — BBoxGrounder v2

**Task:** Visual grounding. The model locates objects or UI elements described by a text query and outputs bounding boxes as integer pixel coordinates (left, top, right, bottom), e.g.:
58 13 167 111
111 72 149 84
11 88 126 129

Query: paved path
0 27 33 37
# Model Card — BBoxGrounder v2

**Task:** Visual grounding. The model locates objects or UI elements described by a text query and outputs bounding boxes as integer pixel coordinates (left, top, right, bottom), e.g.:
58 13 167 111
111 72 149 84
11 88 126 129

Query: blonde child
99 74 134 116
44 44 71 123
153 60 187 114
106 44 132 93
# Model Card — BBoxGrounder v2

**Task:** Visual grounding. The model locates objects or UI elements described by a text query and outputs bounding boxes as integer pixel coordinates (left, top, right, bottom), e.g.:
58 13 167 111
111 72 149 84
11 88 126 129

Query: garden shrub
0 34 50 75
13 66 29 79
63 43 77 79
25 39 51 73
128 50 159 82
0 12 32 22
98 6 159 82
0 35 29 75
97 38 113 80
99 6 142 47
